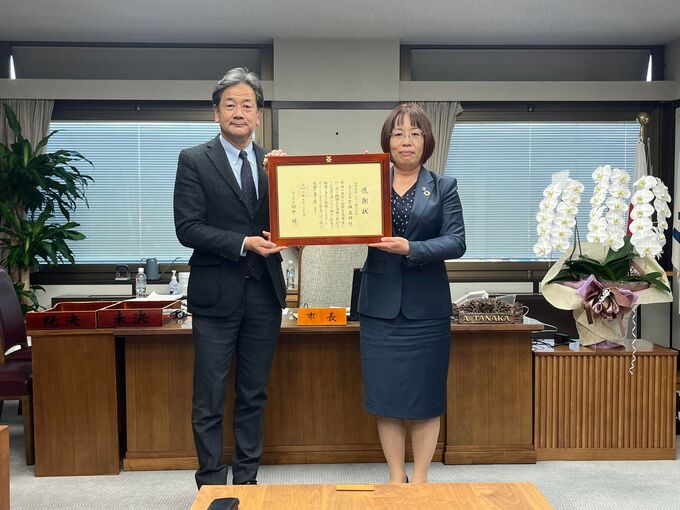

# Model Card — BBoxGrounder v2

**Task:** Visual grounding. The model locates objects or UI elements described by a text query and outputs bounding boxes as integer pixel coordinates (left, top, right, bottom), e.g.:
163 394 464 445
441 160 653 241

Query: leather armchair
0 268 35 465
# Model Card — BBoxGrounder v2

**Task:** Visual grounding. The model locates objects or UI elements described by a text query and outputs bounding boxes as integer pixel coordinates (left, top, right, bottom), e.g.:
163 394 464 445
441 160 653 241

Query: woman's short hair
212 67 264 108
380 103 435 164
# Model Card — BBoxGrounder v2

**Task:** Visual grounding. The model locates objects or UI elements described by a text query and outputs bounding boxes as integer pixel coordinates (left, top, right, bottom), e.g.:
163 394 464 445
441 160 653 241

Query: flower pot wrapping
541 242 672 346
573 308 631 346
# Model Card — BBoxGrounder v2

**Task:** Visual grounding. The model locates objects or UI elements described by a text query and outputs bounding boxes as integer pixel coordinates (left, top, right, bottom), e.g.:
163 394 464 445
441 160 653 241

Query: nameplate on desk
297 307 347 326
457 313 517 324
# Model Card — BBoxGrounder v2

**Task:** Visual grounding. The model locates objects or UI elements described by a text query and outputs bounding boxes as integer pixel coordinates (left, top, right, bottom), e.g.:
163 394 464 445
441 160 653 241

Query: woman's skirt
360 311 451 419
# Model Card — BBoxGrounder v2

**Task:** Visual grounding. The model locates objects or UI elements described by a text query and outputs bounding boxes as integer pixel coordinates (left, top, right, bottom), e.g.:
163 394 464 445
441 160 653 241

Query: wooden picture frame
267 153 392 246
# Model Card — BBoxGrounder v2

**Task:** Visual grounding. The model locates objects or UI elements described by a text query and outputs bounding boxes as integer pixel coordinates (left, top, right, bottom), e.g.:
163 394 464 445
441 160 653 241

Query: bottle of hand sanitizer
168 269 179 295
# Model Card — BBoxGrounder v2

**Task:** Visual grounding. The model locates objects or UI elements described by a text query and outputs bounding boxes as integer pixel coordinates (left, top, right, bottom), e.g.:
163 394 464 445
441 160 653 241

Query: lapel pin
422 186 431 196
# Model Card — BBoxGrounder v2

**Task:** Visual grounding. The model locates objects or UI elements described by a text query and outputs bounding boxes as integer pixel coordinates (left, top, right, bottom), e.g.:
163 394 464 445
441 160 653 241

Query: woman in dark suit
359 103 466 484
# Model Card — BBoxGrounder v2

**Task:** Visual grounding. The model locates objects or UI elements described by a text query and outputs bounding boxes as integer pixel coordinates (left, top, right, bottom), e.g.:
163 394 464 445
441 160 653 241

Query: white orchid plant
534 166 671 293
628 174 672 257
533 171 585 257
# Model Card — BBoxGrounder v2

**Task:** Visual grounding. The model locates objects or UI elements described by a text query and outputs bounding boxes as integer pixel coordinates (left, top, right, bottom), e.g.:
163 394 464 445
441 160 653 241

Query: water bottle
286 260 296 290
136 267 147 298
168 270 179 295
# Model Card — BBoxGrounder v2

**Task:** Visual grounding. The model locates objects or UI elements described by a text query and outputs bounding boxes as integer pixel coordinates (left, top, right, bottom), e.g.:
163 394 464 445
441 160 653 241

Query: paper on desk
132 291 185 300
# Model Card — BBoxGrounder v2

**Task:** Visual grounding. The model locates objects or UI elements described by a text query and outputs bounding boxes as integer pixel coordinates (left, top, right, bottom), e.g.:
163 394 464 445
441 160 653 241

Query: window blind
48 120 640 263
47 122 218 263
445 121 639 260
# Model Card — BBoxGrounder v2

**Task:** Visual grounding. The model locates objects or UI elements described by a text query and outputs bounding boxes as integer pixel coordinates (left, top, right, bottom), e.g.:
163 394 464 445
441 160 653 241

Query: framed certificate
267 153 392 246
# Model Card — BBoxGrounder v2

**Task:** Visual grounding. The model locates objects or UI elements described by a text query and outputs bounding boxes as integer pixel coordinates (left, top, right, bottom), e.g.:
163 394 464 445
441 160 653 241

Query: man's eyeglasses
390 130 424 141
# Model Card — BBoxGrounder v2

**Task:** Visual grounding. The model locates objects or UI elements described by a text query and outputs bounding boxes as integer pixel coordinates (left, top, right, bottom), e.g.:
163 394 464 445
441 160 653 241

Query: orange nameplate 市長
297 307 347 326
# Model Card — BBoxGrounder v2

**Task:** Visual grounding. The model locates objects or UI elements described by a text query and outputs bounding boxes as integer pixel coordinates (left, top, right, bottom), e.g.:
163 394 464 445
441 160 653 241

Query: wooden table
190 482 554 510
534 339 677 460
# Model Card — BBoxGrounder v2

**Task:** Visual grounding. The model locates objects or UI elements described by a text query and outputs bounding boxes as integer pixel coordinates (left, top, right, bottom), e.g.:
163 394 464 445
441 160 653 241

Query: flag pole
636 111 649 141
627 112 651 236
628 112 651 341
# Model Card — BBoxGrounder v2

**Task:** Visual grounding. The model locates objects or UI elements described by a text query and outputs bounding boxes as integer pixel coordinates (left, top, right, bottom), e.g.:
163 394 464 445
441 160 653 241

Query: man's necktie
239 151 258 216
239 151 265 279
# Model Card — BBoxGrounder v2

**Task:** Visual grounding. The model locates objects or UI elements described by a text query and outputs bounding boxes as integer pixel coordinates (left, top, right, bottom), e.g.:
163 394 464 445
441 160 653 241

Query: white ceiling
2 0 680 46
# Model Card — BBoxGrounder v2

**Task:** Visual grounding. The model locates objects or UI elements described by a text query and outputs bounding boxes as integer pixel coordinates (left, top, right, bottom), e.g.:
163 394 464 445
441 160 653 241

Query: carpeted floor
3 400 679 509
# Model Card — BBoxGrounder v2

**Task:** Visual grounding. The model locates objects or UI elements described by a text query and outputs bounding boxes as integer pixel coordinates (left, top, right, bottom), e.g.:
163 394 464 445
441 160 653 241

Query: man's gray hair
212 67 264 108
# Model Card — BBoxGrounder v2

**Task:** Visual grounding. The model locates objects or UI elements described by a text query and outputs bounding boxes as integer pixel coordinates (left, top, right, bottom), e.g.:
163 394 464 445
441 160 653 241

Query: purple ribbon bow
570 275 639 335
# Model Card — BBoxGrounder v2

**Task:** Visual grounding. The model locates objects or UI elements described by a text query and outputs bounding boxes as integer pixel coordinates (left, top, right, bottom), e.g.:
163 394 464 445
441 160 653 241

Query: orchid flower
631 232 663 257
633 176 657 189
630 203 655 219
631 189 654 205
534 175 583 256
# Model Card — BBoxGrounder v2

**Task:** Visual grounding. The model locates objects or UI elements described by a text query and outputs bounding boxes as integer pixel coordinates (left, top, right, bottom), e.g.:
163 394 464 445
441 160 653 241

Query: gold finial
636 112 649 141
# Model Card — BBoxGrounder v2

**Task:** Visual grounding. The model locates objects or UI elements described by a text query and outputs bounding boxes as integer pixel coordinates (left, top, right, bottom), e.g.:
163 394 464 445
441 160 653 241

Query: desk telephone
452 290 489 306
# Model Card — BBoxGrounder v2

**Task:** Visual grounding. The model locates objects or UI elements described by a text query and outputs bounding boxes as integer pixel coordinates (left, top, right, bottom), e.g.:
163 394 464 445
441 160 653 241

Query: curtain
0 99 54 149
416 101 463 176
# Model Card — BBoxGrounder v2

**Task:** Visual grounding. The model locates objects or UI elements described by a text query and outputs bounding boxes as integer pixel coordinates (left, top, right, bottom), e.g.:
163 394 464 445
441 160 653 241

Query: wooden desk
447 322 538 464
120 318 539 470
121 319 443 470
28 317 539 474
0 425 8 510
534 340 677 460
190 482 554 510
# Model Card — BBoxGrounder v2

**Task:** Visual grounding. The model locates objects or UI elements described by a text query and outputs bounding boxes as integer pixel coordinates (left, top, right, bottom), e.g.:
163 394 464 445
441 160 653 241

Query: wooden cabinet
31 330 122 476
534 340 677 460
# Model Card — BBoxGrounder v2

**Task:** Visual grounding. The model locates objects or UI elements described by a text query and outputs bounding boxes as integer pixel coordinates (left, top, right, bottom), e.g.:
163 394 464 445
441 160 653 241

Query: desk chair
0 269 35 465
0 269 31 362
298 245 367 308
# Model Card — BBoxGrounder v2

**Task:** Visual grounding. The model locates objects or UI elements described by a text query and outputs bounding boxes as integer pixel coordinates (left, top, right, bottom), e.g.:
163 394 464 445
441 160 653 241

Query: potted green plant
0 104 93 313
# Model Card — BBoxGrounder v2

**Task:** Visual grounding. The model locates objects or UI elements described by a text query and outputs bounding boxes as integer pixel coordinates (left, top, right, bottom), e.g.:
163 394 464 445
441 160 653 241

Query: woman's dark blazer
358 167 466 320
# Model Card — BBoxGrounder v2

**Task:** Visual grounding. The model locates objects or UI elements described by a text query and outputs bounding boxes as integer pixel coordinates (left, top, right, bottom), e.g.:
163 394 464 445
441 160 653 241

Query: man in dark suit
173 67 287 488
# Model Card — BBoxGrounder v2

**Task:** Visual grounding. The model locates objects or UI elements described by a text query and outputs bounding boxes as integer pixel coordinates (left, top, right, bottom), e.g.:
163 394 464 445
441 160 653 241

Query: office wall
1 78 677 102
3 39 676 102
12 47 262 80
278 109 389 155
273 39 399 101
0 44 9 79
410 48 651 81
666 36 680 82
672 106 680 350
